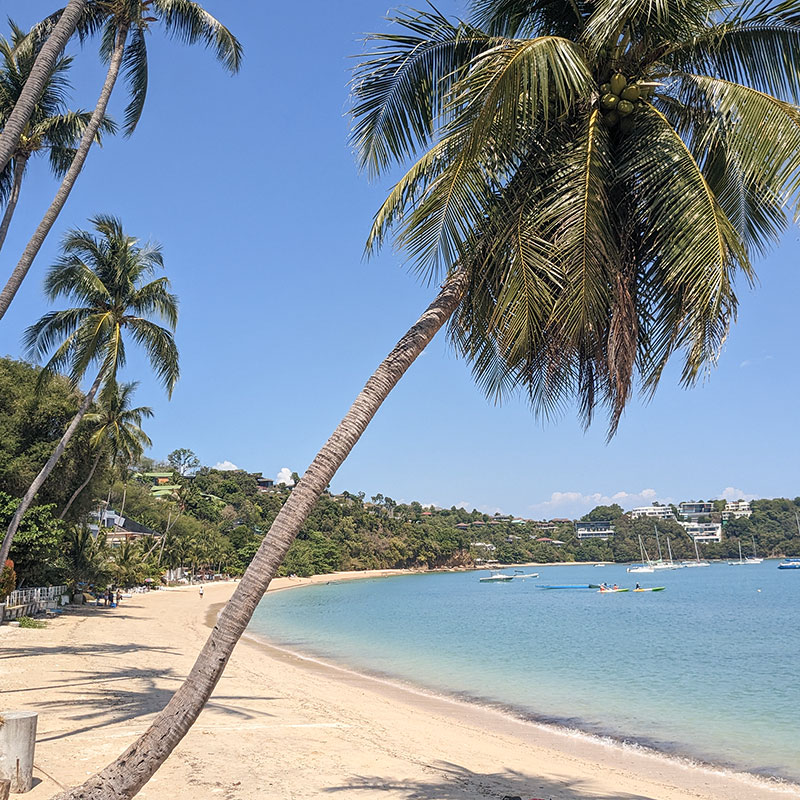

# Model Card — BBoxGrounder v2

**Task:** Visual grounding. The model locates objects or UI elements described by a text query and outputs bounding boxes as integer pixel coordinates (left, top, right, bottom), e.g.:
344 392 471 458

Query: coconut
617 99 635 116
603 111 619 127
610 72 627 95
600 93 619 110
621 84 641 102
600 82 612 94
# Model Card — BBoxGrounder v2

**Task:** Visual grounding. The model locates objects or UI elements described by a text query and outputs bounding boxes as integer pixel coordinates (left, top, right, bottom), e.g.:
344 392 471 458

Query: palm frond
125 317 180 396
153 0 243 73
350 8 492 176
121 25 148 136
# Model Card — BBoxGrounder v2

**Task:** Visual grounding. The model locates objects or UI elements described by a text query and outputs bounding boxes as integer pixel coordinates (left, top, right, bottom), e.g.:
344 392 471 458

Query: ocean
250 562 800 784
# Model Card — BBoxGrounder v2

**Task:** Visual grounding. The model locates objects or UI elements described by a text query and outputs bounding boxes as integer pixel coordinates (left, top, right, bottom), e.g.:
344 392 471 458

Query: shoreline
5 575 799 799
230 570 800 797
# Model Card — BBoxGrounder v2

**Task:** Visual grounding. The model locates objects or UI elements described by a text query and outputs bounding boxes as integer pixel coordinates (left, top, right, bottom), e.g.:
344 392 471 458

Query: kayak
633 587 666 592
537 584 601 589
597 588 630 593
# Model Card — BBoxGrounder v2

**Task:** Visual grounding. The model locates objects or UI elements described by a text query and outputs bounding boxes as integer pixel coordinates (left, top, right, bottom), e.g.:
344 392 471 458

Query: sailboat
728 540 760 566
682 536 710 567
627 535 655 572
652 528 679 570
746 536 763 564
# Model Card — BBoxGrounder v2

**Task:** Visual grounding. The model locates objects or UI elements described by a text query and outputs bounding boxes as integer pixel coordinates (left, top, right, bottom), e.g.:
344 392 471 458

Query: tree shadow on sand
323 761 661 800
23 666 280 743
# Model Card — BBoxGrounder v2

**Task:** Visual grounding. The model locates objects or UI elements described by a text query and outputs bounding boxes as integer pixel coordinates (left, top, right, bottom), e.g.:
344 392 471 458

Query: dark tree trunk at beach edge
51 270 466 800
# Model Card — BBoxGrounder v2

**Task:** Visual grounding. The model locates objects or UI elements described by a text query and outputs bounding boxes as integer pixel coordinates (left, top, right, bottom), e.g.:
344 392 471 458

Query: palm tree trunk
0 22 129 322
0 155 28 253
53 269 466 800
59 448 103 520
0 367 105 565
0 0 87 174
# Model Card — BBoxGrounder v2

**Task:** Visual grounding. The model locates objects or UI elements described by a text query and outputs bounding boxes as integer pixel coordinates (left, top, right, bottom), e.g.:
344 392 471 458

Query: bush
18 616 47 629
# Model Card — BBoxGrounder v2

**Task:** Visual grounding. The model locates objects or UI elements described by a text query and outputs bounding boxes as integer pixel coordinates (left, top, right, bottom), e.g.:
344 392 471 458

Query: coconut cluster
599 73 644 132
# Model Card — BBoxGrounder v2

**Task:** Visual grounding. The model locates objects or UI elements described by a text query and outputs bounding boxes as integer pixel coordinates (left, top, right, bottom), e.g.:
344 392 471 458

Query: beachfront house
89 509 160 546
574 521 615 540
630 505 675 520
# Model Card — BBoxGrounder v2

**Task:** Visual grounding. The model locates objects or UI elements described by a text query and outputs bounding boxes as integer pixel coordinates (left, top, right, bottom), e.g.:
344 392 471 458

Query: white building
723 499 752 520
574 521 615 540
630 505 675 520
680 521 722 542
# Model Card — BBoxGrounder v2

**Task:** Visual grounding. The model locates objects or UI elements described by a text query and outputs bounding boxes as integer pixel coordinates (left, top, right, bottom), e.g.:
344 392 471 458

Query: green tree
59 380 153 520
60 525 109 591
167 448 200 477
0 0 241 320
59 2 800 798
0 215 179 566
0 22 115 253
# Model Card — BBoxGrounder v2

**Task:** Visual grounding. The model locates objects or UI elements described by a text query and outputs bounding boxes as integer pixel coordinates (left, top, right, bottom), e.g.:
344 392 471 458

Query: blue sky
1 1 798 519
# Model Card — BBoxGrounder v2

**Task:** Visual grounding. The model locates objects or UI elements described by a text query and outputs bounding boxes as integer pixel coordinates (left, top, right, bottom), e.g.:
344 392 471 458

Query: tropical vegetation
0 215 179 566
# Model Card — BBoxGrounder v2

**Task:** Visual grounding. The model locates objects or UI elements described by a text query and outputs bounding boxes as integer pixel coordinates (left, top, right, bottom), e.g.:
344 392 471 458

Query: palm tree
61 525 109 593
59 380 153 520
0 0 88 174
0 0 242 321
0 22 115 253
0 214 178 566
53 2 800 798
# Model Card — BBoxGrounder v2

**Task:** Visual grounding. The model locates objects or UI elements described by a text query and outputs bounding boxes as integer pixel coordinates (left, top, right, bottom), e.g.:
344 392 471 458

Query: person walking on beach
199 585 204 599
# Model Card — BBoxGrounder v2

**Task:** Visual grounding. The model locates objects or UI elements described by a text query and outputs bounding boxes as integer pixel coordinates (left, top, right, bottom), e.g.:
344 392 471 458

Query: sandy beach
2 573 798 800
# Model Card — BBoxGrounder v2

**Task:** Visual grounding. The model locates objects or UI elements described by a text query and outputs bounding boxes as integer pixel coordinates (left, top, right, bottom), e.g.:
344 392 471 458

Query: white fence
3 585 69 619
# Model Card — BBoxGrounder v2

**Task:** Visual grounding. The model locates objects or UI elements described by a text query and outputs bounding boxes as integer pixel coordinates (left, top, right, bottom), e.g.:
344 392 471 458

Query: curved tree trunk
0 0 87 174
52 269 466 800
0 367 105 565
0 22 129 322
0 155 28 253
59 448 103 520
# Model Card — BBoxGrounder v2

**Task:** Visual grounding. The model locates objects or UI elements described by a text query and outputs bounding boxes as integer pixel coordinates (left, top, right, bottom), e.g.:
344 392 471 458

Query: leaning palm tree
0 0 242 321
0 0 88 174
59 380 153 520
0 22 115 253
0 214 178 566
53 1 800 798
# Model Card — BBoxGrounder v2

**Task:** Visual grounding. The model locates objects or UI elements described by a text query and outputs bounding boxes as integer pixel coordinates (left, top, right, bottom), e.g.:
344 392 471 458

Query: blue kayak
536 584 601 589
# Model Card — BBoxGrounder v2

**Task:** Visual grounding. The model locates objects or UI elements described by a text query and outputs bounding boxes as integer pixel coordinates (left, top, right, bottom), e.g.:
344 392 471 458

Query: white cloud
718 487 758 502
529 488 668 519
739 355 773 368
213 460 240 471
275 467 295 486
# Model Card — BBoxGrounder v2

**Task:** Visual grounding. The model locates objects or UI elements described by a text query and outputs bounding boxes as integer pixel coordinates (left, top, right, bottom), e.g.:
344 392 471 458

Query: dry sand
1 573 798 800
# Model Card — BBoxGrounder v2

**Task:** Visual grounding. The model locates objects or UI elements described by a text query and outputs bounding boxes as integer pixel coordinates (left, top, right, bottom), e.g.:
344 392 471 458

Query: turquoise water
251 563 800 783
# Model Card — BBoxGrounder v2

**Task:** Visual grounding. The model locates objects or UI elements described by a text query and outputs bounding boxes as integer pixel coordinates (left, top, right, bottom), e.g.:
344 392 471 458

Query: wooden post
0 711 38 793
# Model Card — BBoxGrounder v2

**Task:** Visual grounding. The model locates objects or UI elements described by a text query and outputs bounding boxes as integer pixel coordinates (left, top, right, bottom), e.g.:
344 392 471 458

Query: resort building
89 509 160 546
722 499 752 520
254 475 275 492
470 541 496 551
535 537 565 546
678 501 713 520
574 521 615 540
630 505 675 520
135 471 180 499
679 521 723 542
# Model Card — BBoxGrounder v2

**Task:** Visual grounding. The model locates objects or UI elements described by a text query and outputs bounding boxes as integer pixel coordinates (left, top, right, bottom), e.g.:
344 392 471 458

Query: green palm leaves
352 0 800 432
85 381 153 466
24 214 179 395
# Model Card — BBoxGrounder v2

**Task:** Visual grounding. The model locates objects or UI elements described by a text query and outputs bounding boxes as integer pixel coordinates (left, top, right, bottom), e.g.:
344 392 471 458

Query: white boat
652 529 680 570
479 572 514 582
682 536 710 567
627 535 655 573
729 540 761 566
512 572 539 579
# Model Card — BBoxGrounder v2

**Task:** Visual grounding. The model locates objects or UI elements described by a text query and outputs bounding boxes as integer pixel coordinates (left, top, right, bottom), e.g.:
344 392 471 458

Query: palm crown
351 0 800 431
85 380 153 467
24 214 179 395
0 22 115 200
31 0 242 135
